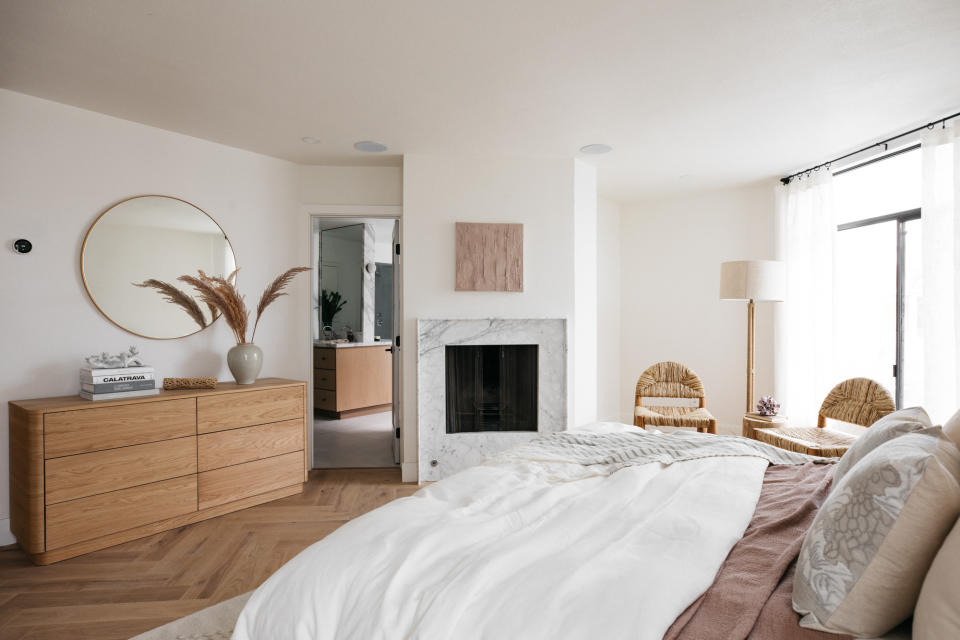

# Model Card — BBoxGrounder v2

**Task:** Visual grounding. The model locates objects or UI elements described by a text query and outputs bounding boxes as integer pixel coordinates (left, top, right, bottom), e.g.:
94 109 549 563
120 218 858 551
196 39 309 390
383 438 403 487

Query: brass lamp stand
720 260 785 413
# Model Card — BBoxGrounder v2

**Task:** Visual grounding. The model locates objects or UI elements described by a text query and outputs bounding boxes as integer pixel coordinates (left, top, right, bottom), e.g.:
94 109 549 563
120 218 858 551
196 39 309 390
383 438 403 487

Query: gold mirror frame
80 195 237 340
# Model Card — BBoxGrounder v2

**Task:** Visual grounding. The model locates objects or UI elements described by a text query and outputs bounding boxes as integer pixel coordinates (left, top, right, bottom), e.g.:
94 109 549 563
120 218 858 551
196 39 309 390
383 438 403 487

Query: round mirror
81 195 237 339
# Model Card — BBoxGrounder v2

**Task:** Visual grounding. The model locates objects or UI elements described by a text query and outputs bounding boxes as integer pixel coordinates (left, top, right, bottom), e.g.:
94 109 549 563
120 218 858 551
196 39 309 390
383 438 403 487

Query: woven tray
162 377 217 390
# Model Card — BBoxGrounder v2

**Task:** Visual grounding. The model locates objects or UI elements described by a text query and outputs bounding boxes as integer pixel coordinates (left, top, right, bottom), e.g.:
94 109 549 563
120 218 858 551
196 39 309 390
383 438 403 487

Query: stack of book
745 412 787 422
79 365 159 401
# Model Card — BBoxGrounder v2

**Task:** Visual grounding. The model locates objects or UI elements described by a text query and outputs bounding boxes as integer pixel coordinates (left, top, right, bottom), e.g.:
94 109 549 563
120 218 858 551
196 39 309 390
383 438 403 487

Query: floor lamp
720 260 785 413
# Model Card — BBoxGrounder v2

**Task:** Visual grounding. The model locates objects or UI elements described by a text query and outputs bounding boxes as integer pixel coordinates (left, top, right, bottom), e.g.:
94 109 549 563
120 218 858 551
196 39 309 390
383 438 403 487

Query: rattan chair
754 377 895 457
634 362 717 434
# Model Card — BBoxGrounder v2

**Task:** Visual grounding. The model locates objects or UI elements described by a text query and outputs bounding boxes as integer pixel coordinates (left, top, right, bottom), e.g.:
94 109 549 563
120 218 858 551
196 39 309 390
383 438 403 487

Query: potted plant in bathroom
320 289 347 327
138 266 310 384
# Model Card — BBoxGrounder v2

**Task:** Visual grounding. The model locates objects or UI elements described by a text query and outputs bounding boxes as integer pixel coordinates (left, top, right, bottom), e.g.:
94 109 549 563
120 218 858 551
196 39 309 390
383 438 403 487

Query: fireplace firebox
445 344 538 433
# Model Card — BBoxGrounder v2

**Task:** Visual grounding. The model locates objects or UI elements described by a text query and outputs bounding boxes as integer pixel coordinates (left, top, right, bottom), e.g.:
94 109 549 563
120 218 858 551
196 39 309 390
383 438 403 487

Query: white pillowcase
943 408 960 448
914 517 960 640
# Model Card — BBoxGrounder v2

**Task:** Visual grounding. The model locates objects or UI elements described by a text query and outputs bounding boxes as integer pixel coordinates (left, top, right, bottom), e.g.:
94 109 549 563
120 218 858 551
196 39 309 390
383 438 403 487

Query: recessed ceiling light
579 143 612 155
301 136 321 144
354 140 388 152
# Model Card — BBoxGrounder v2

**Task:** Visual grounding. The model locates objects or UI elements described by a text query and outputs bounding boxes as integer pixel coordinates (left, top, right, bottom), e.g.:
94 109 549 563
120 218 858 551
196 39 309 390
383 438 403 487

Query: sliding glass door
833 146 922 408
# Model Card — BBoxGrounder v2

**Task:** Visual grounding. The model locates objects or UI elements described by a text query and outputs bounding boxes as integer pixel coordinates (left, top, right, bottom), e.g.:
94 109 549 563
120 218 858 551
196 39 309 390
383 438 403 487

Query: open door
391 220 401 464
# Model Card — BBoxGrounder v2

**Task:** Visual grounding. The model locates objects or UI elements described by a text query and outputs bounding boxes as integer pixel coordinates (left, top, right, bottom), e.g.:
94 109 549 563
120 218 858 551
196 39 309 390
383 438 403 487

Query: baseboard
0 518 15 546
401 462 419 483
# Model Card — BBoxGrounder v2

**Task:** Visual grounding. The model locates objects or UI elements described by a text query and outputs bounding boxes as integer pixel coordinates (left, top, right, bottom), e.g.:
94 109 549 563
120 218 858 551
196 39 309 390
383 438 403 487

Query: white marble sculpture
84 345 145 369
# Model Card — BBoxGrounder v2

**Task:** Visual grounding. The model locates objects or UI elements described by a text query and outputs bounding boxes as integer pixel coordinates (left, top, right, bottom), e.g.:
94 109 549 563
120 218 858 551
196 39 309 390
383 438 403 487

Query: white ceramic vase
227 343 263 385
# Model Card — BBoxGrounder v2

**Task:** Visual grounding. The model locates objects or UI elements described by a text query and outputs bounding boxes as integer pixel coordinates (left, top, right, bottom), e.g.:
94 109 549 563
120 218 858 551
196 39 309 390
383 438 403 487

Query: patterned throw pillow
792 431 960 637
832 406 933 489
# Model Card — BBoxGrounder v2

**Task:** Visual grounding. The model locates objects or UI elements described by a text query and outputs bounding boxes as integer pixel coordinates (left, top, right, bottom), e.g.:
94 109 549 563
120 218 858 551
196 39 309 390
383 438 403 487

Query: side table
742 413 788 440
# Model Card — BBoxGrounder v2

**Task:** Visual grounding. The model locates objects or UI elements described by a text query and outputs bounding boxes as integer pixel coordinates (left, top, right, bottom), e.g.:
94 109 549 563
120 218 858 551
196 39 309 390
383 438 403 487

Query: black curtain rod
780 110 960 185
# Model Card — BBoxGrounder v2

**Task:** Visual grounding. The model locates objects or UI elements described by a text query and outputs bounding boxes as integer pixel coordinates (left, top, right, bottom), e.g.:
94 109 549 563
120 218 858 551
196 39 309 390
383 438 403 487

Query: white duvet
233 423 768 640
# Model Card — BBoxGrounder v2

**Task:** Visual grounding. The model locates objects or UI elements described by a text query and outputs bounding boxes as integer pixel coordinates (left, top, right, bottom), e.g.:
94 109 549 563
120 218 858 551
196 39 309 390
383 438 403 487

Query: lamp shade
719 260 785 301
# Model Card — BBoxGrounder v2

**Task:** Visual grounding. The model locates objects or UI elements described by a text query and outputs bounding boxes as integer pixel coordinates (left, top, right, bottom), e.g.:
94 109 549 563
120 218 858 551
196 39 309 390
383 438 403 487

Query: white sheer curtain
774 170 837 425
920 126 960 423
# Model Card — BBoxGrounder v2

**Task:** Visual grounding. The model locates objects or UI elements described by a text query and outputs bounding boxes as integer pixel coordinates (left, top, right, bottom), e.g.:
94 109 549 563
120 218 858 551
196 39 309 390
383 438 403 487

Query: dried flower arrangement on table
136 267 310 384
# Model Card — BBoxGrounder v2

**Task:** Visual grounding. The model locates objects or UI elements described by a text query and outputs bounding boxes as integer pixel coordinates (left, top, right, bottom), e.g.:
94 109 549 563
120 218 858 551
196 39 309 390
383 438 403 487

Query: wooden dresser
8 378 308 565
314 345 392 418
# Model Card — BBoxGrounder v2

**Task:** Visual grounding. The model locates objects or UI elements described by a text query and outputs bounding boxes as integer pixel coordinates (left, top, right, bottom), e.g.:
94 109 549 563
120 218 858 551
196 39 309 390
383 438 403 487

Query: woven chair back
817 377 895 428
635 361 705 406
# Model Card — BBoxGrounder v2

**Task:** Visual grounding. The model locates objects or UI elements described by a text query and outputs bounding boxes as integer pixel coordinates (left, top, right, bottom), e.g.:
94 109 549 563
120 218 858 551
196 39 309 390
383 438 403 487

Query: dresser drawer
44 398 196 458
198 451 303 510
314 368 336 391
314 389 337 411
46 436 197 504
197 386 302 433
198 420 303 472
313 348 336 370
46 475 197 549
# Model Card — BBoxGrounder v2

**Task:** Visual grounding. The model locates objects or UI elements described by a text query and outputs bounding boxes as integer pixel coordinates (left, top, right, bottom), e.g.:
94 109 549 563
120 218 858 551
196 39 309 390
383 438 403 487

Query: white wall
299 165 402 206
401 154 578 480
619 183 776 432
573 160 598 426
0 89 400 543
597 197 622 422
372 220 395 264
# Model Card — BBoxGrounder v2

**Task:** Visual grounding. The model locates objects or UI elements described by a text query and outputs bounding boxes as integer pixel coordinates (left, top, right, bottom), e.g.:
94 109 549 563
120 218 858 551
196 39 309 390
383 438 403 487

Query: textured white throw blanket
233 424 768 640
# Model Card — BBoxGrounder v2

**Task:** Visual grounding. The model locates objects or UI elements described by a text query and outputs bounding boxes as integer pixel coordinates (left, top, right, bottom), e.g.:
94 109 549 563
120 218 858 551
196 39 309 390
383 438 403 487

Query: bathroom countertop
313 340 392 349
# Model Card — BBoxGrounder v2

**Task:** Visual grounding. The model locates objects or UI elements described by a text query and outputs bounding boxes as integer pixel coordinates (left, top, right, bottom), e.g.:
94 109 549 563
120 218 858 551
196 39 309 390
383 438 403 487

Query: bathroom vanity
314 342 392 418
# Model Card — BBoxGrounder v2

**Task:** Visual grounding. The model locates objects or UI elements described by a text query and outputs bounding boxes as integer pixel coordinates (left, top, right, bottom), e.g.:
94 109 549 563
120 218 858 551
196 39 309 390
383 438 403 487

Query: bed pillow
792 431 960 637
832 406 933 489
914 516 960 640
943 408 960 448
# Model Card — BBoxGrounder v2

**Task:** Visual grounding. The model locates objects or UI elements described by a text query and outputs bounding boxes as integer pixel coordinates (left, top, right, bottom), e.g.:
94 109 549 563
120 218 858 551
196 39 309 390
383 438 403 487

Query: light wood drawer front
198 420 303 472
314 368 336 391
197 387 302 434
313 348 336 370
335 345 392 411
46 475 197 550
314 389 337 411
45 436 197 505
45 398 196 459
198 452 303 510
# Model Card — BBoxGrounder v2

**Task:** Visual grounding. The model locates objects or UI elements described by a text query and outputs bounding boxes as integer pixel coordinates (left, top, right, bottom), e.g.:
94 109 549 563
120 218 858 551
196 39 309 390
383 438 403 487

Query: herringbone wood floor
0 468 418 640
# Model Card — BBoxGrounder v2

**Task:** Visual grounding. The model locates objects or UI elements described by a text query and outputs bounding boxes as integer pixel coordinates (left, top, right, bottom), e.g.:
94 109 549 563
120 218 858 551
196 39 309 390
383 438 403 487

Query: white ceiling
2 1 959 202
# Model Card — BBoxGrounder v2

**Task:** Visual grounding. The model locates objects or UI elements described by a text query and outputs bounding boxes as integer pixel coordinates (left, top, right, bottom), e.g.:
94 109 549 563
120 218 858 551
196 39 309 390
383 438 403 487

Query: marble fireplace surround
417 318 567 481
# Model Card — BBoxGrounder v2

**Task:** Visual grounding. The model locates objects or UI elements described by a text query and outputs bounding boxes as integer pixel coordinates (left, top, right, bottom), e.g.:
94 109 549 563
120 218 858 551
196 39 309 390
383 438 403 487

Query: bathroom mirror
319 224 365 337
81 195 237 339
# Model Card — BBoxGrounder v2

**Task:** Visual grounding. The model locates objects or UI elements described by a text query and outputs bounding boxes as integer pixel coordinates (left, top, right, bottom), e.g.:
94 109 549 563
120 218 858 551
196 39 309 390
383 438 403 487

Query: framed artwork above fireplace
454 222 523 292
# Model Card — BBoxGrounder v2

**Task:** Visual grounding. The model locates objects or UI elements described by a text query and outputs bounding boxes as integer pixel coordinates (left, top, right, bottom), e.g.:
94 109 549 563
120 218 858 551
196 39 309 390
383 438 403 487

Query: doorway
310 214 401 469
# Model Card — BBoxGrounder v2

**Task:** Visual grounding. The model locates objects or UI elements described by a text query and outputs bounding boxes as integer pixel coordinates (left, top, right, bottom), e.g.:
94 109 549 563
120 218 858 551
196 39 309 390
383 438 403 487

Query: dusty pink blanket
664 462 850 640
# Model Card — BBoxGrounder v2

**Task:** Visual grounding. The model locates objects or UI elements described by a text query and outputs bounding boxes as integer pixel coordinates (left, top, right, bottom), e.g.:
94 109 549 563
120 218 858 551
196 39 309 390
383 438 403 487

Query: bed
231 422 940 640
